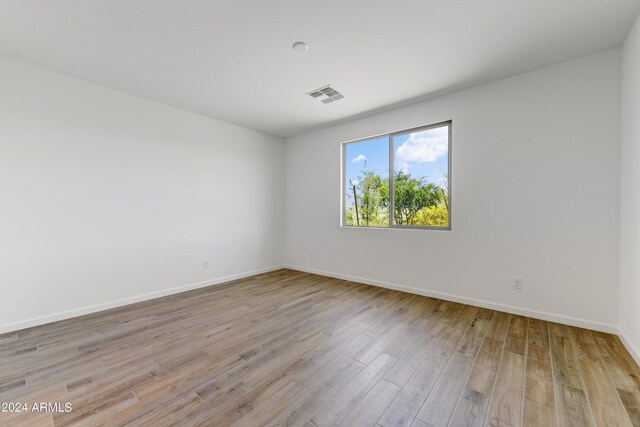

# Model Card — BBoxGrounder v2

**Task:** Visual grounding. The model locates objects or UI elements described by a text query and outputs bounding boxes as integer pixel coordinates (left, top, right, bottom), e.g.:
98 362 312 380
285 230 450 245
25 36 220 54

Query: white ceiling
1 1 639 138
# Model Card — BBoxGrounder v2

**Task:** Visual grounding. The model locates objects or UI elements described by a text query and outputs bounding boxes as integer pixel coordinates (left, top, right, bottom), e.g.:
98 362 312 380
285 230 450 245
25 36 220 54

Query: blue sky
345 125 449 191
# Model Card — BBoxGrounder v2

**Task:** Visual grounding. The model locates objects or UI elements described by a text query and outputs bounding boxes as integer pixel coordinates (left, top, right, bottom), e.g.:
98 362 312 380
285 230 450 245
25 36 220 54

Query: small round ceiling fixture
292 41 309 52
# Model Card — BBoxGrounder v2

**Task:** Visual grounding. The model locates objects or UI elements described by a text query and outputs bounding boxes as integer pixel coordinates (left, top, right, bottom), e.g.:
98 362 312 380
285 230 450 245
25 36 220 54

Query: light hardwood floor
1 269 638 426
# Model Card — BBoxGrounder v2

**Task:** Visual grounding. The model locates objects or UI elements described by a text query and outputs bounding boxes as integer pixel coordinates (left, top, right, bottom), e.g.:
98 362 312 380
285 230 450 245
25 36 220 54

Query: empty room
2 1 640 426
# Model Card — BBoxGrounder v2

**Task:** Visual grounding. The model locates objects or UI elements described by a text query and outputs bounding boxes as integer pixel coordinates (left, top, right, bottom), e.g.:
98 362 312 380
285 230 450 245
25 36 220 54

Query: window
342 121 451 230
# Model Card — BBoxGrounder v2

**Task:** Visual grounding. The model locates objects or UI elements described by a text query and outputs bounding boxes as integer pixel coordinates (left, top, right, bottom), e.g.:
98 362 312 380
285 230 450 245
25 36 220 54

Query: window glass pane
344 136 390 227
392 125 449 227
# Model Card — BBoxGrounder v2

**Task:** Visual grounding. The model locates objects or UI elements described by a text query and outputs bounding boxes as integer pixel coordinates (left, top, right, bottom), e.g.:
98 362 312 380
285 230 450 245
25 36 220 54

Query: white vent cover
306 85 345 104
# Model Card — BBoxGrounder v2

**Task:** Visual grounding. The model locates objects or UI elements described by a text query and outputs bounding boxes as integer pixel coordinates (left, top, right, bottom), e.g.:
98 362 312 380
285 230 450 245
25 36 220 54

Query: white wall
0 46 628 336
0 56 285 332
620 14 640 362
284 49 622 330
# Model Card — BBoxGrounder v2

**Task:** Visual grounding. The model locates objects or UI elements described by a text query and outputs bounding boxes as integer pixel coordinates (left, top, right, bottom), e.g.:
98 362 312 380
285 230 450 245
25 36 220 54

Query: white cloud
396 161 411 174
351 154 367 163
395 127 448 164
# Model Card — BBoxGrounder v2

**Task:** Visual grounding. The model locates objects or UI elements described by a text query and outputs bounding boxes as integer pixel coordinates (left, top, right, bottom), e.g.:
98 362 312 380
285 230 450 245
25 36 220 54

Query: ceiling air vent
306 85 345 104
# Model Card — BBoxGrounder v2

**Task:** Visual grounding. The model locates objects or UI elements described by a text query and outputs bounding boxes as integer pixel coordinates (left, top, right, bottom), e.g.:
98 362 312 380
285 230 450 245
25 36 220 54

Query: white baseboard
0 264 284 335
618 330 640 368
284 264 619 334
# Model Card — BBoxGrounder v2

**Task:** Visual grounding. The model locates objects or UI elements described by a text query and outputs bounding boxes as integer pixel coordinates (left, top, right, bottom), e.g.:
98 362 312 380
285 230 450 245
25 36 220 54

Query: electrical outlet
513 277 523 290
203 260 209 269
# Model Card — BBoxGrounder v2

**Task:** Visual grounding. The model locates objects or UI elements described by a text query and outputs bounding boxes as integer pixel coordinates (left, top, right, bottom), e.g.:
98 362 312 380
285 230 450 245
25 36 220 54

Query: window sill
340 225 451 232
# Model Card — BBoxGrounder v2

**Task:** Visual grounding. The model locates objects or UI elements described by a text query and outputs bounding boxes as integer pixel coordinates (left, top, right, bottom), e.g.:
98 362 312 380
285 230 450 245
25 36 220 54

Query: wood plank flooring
0 269 638 426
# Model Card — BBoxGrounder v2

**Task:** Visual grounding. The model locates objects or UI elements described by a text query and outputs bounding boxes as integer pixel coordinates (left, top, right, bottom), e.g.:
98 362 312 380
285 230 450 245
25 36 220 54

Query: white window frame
341 120 452 231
